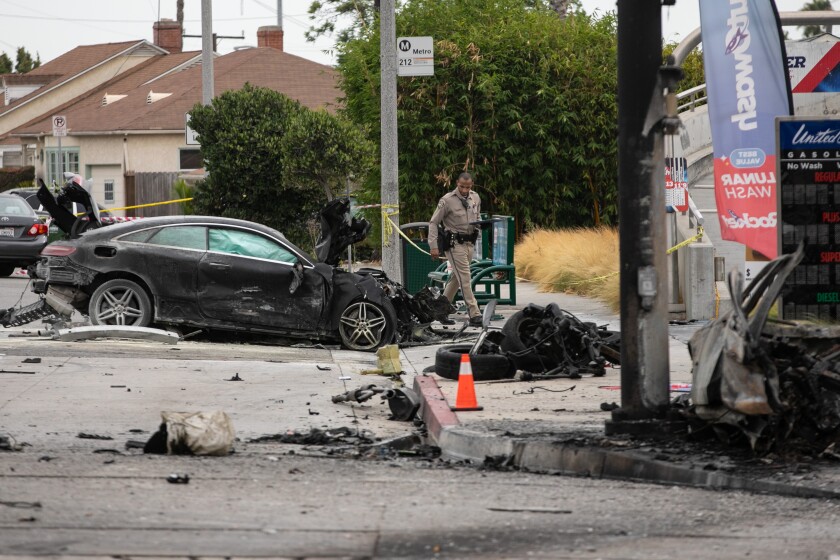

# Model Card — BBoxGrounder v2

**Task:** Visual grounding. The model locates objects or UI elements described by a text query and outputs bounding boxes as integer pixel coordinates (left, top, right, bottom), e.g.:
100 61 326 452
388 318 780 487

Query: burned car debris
1 181 453 351
433 301 621 381
331 384 421 421
687 244 840 456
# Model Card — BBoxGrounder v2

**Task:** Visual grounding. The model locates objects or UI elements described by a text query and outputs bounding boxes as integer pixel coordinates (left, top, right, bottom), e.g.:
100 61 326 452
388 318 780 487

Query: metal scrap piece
54 325 180 344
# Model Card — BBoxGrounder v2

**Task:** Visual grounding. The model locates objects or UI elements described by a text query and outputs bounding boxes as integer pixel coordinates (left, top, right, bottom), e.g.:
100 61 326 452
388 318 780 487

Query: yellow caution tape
381 208 433 256
666 225 704 255
106 197 194 213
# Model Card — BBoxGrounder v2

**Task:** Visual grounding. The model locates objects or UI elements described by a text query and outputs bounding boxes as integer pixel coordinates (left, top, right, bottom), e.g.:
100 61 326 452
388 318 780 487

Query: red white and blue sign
700 0 793 258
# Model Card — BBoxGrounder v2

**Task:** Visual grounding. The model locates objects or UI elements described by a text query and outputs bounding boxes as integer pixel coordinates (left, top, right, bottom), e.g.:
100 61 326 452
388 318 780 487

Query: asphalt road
2 276 840 558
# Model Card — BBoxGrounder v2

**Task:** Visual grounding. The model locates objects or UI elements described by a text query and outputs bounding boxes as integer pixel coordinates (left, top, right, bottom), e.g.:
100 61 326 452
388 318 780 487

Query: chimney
257 26 284 51
154 19 183 53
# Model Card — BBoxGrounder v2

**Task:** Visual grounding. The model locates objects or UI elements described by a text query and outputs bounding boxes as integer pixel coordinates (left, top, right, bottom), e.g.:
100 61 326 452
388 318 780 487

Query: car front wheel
338 299 395 351
89 279 153 327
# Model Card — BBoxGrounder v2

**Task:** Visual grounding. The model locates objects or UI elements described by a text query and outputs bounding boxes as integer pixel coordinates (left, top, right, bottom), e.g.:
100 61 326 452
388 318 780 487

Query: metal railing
677 84 707 113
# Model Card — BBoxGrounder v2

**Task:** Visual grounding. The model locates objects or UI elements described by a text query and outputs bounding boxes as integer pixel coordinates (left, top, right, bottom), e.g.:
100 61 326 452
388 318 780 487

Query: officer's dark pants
444 241 480 318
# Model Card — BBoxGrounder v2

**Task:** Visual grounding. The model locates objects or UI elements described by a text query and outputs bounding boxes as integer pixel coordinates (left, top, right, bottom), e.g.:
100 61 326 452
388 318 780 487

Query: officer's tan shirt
428 189 481 250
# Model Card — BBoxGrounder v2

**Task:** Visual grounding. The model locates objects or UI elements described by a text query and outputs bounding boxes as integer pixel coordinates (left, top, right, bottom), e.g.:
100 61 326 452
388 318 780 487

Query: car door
196 226 324 331
117 225 208 322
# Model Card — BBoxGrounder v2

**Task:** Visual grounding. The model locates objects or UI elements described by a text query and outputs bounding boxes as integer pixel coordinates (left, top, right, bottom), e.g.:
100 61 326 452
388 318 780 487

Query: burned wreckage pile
686 244 840 457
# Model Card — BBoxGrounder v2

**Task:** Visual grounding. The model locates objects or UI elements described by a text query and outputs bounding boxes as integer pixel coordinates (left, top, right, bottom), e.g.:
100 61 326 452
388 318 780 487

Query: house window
46 148 80 185
104 180 115 203
179 148 203 170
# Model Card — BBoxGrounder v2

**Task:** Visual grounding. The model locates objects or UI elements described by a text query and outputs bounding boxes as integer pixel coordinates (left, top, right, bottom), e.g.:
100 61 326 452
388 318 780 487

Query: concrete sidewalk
402 280 840 500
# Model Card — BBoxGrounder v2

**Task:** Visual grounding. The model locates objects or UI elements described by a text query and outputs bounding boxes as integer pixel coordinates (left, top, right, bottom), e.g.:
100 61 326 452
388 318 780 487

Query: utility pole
608 0 671 431
277 0 283 27
379 0 402 282
201 0 214 105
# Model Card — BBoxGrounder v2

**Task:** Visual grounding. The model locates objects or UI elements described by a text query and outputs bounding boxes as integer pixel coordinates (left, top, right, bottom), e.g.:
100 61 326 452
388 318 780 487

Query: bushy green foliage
172 179 194 214
339 0 619 232
0 53 12 74
187 85 373 248
281 109 375 199
14 47 39 73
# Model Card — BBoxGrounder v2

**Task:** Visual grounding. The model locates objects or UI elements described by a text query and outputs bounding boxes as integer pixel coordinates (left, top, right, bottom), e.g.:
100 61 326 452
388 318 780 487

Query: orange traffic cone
451 353 483 411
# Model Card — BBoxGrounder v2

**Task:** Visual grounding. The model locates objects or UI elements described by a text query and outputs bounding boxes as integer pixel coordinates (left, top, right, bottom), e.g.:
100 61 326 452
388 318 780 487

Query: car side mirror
289 259 305 294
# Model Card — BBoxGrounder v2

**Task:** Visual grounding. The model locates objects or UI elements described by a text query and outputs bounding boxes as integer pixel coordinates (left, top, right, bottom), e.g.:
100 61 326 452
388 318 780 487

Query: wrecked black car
3 178 452 351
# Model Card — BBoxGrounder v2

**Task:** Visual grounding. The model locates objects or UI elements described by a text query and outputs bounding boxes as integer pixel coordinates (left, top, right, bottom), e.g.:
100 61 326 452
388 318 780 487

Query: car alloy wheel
89 279 152 327
339 300 391 351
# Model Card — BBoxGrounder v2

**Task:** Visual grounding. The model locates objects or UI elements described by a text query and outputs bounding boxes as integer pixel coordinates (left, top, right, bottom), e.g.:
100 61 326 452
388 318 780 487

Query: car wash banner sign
700 0 792 258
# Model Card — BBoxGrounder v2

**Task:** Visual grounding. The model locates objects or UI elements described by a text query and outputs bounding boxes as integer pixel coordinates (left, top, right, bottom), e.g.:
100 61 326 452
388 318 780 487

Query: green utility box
400 222 439 294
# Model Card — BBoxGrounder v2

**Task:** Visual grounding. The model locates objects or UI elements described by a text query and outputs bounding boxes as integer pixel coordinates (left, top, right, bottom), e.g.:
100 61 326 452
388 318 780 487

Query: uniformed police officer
428 172 482 326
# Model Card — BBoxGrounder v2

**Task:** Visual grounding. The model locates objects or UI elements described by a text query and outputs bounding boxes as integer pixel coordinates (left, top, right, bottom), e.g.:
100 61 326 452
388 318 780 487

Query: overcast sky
0 0 825 68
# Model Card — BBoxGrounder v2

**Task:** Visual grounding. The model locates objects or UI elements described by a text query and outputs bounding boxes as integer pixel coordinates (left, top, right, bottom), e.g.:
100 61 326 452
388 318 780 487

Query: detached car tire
0 264 15 277
89 278 153 328
499 311 547 372
338 299 396 351
434 344 514 381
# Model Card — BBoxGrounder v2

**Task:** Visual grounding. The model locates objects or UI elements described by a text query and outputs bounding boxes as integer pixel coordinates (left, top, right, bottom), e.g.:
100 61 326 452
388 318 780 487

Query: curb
413 374 840 500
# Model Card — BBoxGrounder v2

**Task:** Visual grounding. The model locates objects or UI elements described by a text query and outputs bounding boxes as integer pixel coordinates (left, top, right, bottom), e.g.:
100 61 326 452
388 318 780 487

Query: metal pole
201 0 214 105
277 0 283 28
613 0 670 422
57 135 62 185
347 177 353 273
379 0 402 282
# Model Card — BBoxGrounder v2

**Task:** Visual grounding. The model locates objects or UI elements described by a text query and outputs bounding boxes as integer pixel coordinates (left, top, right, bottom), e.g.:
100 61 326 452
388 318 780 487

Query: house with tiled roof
5 22 340 216
0 40 170 166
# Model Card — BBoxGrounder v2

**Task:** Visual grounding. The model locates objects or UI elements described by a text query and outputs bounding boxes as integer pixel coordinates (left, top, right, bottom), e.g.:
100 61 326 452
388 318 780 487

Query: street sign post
52 115 67 184
397 36 434 77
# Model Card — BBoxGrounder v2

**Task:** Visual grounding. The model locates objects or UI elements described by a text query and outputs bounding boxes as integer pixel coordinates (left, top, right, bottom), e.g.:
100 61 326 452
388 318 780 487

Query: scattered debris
77 433 113 440
166 473 190 484
226 373 243 381
512 385 576 396
0 370 35 375
316 365 332 371
54 325 180 344
0 434 23 451
600 402 620 412
144 411 235 456
248 427 374 445
331 384 421 421
21 358 41 364
92 449 123 455
488 507 573 514
0 500 42 509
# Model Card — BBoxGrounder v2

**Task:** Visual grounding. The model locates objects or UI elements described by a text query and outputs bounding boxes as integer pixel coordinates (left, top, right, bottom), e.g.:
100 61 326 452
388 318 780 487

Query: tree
187 84 375 247
14 47 36 73
306 0 378 44
799 0 834 38
281 109 375 200
0 53 12 74
339 0 619 232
